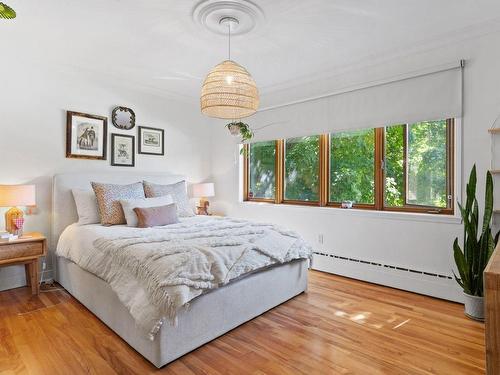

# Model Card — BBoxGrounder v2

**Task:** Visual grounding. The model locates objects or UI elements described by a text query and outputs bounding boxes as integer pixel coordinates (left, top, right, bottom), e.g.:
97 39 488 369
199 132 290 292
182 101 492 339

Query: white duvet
56 216 312 339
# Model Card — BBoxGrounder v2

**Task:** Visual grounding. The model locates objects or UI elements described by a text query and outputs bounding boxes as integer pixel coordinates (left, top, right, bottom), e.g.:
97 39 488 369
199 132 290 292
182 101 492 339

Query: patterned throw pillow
143 180 195 217
91 182 145 225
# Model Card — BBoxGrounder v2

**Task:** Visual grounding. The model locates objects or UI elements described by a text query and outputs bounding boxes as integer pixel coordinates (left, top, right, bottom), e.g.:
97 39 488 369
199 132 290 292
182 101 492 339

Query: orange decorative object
0 185 36 234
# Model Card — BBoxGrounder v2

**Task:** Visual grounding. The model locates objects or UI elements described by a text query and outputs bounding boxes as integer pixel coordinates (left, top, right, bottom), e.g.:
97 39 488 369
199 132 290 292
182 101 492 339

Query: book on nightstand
0 232 18 241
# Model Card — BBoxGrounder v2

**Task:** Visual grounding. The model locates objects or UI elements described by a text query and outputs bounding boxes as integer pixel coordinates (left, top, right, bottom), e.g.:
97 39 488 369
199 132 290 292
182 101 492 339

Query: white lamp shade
0 185 36 207
192 183 215 198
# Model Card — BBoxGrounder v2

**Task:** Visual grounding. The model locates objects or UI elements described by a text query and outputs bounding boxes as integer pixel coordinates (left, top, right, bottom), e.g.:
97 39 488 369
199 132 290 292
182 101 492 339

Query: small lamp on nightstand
192 183 215 215
0 185 36 235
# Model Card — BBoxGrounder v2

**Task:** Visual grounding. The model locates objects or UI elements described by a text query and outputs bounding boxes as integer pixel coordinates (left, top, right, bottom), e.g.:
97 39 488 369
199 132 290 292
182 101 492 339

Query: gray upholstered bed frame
52 172 308 368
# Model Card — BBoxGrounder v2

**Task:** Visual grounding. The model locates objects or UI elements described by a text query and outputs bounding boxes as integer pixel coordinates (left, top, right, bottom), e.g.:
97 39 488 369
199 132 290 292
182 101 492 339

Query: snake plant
453 165 499 297
0 2 15 19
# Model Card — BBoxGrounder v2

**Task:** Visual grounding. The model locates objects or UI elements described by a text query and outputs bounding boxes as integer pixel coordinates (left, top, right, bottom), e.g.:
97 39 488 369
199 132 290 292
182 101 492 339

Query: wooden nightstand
0 232 47 295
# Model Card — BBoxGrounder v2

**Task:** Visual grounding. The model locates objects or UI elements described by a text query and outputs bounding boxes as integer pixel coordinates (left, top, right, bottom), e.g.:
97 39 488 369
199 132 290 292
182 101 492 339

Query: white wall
0 60 211 291
210 30 500 302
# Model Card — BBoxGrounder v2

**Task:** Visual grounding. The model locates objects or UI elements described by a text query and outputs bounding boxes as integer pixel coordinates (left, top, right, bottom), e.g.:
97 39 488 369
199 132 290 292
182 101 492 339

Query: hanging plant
0 2 16 19
226 121 253 142
226 122 253 155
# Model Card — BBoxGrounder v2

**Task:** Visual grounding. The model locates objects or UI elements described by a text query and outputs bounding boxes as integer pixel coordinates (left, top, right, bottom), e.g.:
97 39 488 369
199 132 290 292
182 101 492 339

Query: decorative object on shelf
66 111 107 160
192 183 215 215
452 165 499 321
488 113 500 175
112 106 136 130
0 185 35 234
111 134 135 167
200 16 259 120
226 121 253 141
0 2 16 19
138 126 164 155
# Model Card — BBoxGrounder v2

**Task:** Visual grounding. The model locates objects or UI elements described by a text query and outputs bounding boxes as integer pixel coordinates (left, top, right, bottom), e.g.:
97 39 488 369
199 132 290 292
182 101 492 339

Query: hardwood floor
0 271 485 374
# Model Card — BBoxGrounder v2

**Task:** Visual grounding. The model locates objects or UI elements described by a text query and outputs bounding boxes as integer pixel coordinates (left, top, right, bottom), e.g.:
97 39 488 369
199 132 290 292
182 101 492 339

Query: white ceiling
2 0 500 102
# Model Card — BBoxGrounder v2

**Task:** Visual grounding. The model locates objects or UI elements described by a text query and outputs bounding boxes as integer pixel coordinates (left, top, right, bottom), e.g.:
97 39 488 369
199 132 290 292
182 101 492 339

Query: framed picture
111 134 135 167
66 111 107 160
138 126 164 155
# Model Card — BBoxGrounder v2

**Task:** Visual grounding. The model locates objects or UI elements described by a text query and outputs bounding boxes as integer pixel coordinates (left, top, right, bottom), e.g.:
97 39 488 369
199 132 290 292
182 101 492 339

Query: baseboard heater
313 251 452 280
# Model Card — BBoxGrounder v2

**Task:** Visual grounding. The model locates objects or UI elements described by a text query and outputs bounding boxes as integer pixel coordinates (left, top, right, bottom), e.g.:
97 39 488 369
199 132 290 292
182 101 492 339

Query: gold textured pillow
91 182 145 225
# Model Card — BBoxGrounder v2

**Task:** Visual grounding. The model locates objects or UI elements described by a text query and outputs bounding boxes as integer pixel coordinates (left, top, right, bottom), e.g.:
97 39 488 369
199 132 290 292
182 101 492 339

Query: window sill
238 201 462 224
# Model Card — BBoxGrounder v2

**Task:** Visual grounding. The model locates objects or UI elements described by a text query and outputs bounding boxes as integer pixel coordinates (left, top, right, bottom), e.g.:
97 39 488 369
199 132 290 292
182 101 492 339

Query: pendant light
200 17 259 120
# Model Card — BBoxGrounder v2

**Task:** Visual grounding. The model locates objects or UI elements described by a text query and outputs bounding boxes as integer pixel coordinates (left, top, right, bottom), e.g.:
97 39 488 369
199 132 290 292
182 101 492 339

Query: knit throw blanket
85 217 311 339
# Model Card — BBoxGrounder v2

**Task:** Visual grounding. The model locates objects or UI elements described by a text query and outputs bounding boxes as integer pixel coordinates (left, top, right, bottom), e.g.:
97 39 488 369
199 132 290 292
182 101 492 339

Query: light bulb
225 75 234 85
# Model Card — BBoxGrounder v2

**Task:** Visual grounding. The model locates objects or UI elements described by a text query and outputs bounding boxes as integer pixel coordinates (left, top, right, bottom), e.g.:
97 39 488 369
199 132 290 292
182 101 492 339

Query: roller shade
249 61 463 142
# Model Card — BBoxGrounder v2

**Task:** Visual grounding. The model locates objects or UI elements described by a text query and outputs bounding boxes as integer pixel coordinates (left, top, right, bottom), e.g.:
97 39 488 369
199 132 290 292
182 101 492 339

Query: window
243 119 454 215
284 136 320 202
247 141 276 200
385 125 405 207
330 129 375 205
385 120 451 210
407 120 448 208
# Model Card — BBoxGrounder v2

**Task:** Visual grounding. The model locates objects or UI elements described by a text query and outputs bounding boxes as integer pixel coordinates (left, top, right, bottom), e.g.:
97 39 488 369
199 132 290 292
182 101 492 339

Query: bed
52 172 309 368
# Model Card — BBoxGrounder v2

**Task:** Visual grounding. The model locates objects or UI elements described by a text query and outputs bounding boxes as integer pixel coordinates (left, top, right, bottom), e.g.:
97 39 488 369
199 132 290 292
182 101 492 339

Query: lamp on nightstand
0 185 36 234
192 183 215 215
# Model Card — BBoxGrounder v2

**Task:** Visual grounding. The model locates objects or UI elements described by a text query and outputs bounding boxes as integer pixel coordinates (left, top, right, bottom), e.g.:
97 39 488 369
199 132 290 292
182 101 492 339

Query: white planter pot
228 125 240 136
463 293 484 321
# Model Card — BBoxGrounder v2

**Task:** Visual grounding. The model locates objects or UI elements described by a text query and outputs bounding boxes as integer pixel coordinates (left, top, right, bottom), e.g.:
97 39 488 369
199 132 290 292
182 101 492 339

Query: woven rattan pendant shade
201 60 259 119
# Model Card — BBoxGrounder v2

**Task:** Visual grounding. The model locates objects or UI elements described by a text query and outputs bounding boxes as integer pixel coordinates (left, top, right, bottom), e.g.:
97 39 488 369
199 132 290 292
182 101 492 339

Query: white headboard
52 172 186 247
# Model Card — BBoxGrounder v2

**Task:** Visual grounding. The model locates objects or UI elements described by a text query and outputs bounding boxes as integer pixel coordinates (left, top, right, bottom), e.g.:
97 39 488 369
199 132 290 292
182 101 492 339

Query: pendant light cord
228 23 231 60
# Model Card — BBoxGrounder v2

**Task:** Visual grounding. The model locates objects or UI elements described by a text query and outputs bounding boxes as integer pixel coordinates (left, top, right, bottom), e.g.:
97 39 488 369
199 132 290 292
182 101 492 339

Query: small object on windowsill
341 201 353 209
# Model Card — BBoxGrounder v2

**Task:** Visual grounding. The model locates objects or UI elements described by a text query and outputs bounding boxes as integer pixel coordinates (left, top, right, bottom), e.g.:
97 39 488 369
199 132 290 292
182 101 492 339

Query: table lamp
0 185 36 234
192 183 215 215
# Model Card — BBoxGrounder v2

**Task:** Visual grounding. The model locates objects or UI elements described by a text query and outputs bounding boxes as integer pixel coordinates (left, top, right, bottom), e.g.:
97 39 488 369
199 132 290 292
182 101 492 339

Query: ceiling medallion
192 0 265 36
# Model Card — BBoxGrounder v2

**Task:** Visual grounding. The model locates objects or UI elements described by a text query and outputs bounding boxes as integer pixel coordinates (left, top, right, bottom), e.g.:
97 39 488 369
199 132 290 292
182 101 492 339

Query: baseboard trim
312 253 463 303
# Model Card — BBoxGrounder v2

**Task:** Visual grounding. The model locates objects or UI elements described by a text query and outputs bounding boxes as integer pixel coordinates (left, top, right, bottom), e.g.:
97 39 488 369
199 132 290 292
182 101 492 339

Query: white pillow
120 195 174 227
72 189 100 225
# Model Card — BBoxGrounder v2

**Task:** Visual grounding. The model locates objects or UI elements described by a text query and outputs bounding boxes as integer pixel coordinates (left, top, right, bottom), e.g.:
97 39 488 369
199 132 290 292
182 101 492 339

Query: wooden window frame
383 118 454 215
243 119 454 216
243 141 279 204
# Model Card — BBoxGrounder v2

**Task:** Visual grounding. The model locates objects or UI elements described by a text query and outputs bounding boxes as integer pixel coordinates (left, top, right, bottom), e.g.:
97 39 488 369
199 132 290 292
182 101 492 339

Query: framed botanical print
111 134 135 167
138 126 164 155
66 111 107 160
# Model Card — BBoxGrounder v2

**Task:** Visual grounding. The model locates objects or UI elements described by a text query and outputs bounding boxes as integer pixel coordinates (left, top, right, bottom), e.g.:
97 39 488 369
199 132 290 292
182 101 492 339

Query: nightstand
0 232 47 295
